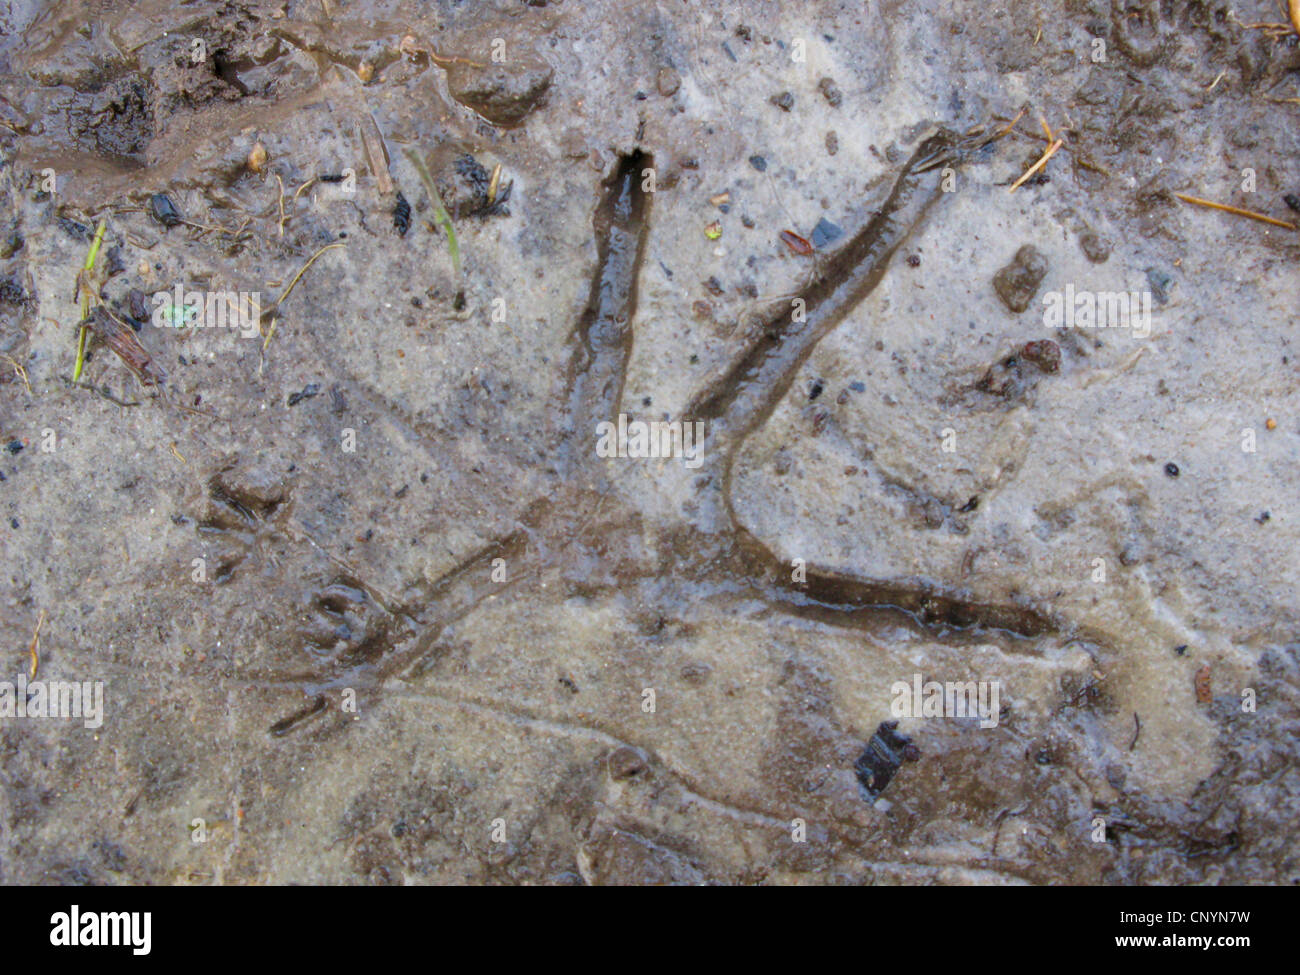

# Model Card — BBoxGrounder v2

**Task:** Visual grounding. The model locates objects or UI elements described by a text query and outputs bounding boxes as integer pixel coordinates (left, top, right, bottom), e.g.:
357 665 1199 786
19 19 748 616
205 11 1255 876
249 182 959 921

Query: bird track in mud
264 125 1064 738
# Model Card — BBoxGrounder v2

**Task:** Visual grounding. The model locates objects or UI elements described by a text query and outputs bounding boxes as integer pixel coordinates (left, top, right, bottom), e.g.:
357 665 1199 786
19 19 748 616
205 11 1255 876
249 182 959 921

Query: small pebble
992 244 1049 313
1079 230 1111 264
1146 267 1173 305
817 77 843 107
810 218 843 248
247 142 268 174
1021 339 1061 374
1164 462 1180 478
607 746 649 780
748 155 767 172
656 67 680 97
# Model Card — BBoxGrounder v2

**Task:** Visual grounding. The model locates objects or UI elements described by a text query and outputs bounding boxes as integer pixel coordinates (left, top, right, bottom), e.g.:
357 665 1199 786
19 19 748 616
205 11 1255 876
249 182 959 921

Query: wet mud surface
1 0 1298 884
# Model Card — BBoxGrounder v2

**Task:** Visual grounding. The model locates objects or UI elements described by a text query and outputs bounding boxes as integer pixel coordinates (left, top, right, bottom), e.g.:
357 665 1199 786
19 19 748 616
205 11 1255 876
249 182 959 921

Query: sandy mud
0 0 1297 884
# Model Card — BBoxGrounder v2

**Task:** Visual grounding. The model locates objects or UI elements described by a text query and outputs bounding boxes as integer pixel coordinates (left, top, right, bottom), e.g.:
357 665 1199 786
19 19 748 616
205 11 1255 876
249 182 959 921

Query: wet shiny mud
0 1 1298 884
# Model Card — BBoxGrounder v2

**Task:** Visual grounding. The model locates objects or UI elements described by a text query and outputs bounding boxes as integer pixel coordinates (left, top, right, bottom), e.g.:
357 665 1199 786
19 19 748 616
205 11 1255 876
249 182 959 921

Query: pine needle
1009 138 1064 192
1174 193 1297 231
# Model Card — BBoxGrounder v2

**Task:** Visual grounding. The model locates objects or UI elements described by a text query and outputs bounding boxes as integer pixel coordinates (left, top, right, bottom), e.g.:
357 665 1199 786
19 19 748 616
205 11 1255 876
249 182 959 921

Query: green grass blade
73 218 107 382
403 149 460 278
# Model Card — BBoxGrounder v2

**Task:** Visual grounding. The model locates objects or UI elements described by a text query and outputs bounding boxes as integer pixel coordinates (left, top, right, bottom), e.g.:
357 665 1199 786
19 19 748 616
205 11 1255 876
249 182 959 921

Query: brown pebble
247 142 268 175
1194 664 1212 704
608 746 649 780
656 66 681 97
825 131 839 155
1021 339 1061 373
817 77 843 107
993 244 1049 313
1079 230 1112 264
680 661 712 684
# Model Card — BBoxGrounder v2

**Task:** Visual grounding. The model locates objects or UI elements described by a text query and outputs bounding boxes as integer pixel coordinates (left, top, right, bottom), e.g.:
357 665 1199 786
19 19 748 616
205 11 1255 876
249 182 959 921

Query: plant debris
404 148 464 307
1009 137 1063 192
83 305 165 387
358 112 394 196
1174 192 1297 231
779 229 813 255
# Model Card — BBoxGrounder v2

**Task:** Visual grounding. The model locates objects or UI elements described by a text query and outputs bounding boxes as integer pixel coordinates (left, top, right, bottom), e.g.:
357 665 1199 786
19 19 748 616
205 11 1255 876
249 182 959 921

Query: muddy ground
0 0 1297 885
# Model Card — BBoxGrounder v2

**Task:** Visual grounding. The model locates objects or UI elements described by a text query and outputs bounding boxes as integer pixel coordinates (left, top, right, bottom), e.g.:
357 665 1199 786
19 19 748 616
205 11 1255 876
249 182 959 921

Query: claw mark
690 130 960 446
269 694 328 736
563 150 654 469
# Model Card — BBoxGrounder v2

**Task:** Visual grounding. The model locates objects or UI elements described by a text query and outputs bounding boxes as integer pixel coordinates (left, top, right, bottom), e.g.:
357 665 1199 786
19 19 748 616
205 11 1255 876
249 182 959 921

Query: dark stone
854 721 913 798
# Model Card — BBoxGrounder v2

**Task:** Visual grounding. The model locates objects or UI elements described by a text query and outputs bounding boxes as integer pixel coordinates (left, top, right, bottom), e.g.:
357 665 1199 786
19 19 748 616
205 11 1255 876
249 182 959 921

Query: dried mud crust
0 0 1298 884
